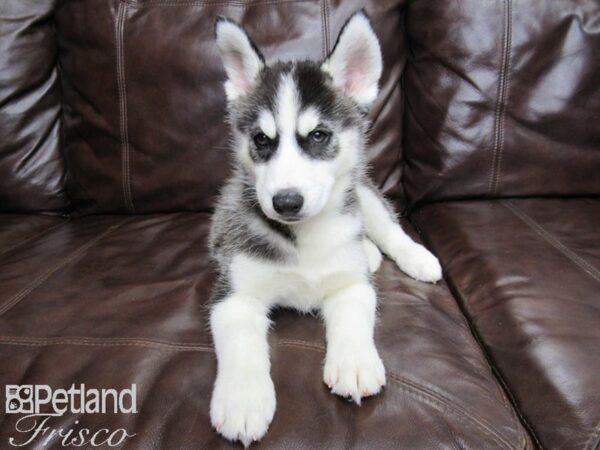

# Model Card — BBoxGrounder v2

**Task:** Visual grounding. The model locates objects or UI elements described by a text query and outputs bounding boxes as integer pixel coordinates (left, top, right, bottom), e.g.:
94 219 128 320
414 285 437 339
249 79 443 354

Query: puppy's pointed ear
321 10 382 106
215 17 265 100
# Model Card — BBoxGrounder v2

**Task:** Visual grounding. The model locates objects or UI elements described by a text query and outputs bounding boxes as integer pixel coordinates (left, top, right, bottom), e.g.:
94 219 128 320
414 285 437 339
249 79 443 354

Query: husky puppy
209 10 442 447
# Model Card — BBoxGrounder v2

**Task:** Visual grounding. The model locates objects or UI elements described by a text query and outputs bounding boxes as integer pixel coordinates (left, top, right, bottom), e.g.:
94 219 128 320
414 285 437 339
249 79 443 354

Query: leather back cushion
56 0 406 214
402 0 600 207
0 0 69 212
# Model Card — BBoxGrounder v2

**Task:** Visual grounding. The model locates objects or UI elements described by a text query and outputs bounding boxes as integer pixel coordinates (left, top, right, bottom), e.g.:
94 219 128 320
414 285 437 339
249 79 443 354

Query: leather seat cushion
412 198 600 450
0 213 530 448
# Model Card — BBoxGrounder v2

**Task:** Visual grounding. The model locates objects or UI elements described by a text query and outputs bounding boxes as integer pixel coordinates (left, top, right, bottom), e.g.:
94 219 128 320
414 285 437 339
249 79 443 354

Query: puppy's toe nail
241 434 252 448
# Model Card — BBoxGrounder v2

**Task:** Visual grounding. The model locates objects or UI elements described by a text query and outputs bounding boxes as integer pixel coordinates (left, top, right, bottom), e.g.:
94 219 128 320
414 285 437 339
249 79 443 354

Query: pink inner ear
343 48 368 94
228 49 251 92
345 69 366 94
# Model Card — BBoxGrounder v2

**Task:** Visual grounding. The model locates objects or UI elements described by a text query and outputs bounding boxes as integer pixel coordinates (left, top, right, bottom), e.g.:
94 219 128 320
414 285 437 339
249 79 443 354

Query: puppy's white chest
230 214 368 311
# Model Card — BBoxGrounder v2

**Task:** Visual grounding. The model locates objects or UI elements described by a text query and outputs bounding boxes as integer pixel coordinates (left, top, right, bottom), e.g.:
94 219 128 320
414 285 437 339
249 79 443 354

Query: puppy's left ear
215 17 265 101
321 10 382 106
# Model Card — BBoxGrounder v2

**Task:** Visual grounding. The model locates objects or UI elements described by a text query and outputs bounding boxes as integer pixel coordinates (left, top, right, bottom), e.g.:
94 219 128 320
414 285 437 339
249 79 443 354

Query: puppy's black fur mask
235 62 365 132
230 61 367 166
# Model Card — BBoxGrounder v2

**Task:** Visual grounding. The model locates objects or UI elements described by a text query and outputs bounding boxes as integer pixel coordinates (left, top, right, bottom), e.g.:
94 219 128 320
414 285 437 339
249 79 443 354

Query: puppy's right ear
215 17 265 101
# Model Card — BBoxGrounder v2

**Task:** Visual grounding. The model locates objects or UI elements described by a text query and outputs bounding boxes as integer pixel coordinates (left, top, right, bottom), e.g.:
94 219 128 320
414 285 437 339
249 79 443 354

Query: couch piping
503 201 600 283
115 1 135 213
0 220 128 317
488 0 512 196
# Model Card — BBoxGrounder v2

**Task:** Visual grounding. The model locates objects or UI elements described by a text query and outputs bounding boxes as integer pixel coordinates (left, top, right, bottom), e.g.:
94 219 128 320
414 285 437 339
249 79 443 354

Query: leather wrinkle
0 219 129 317
370 70 402 193
0 220 67 259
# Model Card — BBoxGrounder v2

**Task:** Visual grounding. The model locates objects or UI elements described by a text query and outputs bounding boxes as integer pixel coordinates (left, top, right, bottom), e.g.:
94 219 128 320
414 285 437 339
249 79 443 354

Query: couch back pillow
0 0 69 213
56 0 407 214
402 0 600 208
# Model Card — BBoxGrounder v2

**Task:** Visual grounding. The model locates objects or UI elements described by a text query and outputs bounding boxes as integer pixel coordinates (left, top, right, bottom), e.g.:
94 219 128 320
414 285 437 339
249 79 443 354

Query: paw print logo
5 385 34 414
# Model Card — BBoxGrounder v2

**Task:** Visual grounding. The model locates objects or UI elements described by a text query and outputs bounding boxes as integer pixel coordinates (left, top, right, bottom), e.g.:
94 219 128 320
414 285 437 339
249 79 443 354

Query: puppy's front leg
321 282 386 404
210 295 275 447
357 184 442 283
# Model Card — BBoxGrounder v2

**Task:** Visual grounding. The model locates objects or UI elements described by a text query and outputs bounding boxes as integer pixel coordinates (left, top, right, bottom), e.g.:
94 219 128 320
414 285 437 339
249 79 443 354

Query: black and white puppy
209 11 442 447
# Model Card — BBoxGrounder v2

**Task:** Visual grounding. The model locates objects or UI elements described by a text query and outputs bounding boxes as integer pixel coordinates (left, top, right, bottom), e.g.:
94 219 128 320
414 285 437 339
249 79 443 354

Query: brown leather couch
1 1 598 448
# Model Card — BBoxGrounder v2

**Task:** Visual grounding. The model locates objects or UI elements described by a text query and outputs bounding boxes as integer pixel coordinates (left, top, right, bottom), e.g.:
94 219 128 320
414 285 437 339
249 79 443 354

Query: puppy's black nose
272 189 304 216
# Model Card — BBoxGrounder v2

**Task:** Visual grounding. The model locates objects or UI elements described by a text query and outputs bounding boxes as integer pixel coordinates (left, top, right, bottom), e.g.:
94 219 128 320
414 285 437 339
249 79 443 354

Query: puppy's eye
253 132 271 147
309 130 330 144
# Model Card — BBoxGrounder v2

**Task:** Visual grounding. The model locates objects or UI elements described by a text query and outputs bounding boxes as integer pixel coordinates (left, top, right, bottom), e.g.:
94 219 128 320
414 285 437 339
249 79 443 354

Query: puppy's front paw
323 342 386 404
210 372 276 447
394 243 442 283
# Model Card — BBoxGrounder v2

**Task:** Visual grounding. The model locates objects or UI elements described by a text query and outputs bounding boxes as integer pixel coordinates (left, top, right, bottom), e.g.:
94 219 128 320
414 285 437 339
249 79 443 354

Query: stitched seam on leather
0 336 213 352
0 336 326 353
494 0 512 196
116 2 135 213
277 339 325 352
0 220 67 259
0 335 207 346
389 373 514 449
0 220 128 317
324 0 330 56
320 0 326 59
488 0 512 197
504 201 600 283
125 0 313 6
